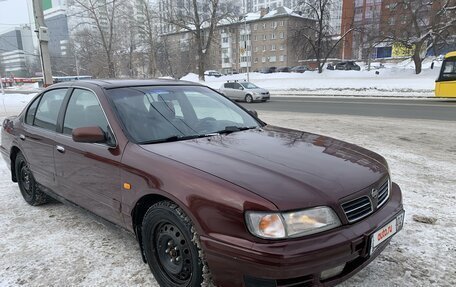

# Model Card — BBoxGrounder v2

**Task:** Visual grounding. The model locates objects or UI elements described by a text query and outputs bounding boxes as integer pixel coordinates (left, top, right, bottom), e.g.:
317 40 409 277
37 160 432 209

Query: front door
54 88 123 226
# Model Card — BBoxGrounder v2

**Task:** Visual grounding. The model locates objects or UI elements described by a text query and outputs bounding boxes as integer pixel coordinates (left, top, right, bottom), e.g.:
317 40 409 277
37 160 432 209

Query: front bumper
201 182 404 287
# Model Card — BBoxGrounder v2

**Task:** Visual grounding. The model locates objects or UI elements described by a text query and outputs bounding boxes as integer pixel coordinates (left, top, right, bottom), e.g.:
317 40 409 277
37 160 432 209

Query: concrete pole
0 76 4 95
245 15 250 82
32 0 53 87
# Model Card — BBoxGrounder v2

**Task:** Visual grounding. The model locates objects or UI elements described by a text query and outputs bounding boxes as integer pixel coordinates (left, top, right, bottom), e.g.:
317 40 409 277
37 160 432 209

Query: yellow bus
435 51 456 98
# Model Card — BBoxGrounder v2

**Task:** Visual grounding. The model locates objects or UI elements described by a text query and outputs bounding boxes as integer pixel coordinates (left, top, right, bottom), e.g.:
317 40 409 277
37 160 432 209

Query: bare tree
72 0 122 78
383 0 456 74
161 0 237 80
137 0 159 78
292 0 355 73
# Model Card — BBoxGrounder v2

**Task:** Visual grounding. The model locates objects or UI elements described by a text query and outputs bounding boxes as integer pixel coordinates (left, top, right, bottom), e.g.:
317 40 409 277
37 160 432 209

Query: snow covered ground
181 59 441 97
0 94 455 286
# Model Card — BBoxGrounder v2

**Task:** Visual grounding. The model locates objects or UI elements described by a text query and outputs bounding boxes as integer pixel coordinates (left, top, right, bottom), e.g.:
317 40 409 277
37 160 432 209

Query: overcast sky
0 0 31 33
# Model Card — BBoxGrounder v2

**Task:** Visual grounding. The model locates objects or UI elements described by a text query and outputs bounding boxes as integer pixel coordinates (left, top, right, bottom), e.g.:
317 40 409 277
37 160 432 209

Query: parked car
290 66 308 73
276 66 291 72
327 63 336 70
259 66 277 73
204 70 222 77
219 80 270 102
1 80 404 287
335 61 361 71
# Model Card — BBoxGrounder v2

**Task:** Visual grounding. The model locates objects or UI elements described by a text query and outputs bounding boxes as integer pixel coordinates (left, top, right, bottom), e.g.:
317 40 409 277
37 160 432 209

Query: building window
222 37 229 43
280 20 284 26
279 55 284 61
262 23 266 29
255 46 258 52
280 44 284 50
262 57 266 62
263 34 267 40
254 24 258 30
254 35 257 41
270 21 277 28
263 45 266 52
271 33 276 39
271 44 276 51
254 57 258 63
269 56 276 62
280 32 284 39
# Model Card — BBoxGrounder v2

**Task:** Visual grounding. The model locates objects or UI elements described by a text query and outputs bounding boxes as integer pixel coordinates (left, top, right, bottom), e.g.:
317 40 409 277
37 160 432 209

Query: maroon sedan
1 80 404 287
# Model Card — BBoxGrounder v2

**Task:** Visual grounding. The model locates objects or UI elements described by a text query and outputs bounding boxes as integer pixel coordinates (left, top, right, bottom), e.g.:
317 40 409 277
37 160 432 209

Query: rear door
20 88 68 189
231 83 245 100
223 83 237 99
53 88 123 225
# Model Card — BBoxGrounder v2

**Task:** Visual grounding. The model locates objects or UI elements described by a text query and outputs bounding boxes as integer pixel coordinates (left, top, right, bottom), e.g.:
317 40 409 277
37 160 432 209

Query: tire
245 94 253 103
142 201 204 287
15 152 49 206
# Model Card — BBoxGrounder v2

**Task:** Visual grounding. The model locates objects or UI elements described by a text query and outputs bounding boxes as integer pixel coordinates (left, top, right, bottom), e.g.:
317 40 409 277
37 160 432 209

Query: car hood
140 126 388 211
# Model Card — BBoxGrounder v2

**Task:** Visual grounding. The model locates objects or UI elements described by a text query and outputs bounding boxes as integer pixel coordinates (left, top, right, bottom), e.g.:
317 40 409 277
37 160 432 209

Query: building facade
341 0 456 60
161 7 315 76
0 26 36 77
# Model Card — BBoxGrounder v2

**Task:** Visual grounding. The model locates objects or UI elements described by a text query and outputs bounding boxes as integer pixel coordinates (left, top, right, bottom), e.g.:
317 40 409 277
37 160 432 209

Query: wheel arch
10 146 21 182
131 193 200 263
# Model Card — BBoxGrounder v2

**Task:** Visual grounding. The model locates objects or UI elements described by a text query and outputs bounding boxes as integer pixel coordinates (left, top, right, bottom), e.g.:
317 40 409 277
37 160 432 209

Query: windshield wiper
214 126 257 134
139 134 209 144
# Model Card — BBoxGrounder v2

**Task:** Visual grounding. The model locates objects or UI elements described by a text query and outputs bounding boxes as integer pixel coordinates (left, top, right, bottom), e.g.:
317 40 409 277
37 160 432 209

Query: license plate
370 216 399 255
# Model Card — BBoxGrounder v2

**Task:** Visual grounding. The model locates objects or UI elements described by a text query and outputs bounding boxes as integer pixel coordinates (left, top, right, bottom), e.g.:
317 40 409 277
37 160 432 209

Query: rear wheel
15 152 49 206
142 201 204 287
245 94 253 103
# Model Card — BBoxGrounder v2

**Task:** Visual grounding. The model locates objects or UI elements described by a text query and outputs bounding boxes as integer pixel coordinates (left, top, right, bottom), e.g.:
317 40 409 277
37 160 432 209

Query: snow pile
181 64 441 97
0 93 36 117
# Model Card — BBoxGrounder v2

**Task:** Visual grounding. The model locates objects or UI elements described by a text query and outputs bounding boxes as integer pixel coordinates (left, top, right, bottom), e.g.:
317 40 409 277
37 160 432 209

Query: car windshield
240 82 259 89
107 85 260 144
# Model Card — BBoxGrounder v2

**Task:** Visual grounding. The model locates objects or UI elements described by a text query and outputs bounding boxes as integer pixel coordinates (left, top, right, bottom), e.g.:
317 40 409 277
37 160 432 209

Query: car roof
50 79 203 89
445 51 456 59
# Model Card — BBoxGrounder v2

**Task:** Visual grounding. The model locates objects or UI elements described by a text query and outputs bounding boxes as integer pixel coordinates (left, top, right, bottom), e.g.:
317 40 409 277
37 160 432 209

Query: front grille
341 196 372 223
377 180 389 207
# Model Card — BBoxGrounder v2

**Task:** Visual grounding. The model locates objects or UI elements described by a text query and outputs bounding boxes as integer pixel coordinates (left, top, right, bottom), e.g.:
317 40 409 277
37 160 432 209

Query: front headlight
246 207 341 239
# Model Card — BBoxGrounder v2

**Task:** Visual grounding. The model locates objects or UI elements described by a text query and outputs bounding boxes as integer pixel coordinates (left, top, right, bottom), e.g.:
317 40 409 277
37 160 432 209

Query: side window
442 59 456 80
233 83 242 90
25 96 41 125
63 89 109 135
34 89 67 131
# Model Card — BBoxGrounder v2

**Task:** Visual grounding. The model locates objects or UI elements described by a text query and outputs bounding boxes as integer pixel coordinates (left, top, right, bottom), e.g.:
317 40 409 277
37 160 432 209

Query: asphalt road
240 97 456 121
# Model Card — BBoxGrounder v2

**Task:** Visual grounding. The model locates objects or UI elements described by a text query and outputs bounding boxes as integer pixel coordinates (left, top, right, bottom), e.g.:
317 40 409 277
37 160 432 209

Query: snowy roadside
0 101 455 286
181 65 440 98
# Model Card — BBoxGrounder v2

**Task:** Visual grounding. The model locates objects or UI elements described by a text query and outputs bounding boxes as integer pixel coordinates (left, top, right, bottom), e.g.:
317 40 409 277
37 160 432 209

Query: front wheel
15 152 49 206
245 94 253 103
142 201 205 287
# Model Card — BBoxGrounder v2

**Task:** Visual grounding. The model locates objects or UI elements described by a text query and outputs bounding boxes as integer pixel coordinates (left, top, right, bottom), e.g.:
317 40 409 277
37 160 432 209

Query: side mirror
72 126 106 143
249 110 258 118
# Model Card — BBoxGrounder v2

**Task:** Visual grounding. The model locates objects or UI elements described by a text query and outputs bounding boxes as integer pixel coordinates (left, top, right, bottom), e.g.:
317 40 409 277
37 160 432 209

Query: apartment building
0 26 35 77
341 0 456 60
161 6 314 76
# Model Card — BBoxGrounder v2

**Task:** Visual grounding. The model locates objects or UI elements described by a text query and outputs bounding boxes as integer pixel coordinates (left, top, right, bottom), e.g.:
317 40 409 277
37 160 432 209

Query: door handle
56 145 65 153
19 134 25 141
